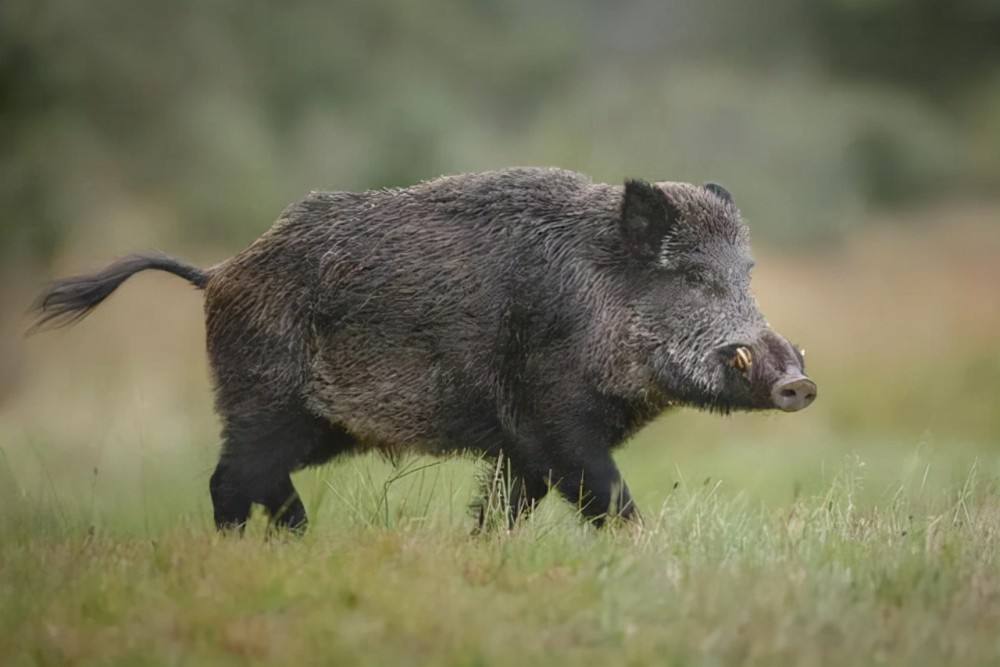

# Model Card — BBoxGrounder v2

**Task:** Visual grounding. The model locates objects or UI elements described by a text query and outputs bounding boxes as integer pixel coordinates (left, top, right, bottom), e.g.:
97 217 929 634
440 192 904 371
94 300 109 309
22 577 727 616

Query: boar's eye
684 272 706 286
683 270 715 289
680 268 727 297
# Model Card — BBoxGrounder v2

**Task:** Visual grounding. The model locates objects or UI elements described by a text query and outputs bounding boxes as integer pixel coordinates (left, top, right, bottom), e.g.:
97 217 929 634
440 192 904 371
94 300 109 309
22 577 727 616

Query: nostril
772 376 817 412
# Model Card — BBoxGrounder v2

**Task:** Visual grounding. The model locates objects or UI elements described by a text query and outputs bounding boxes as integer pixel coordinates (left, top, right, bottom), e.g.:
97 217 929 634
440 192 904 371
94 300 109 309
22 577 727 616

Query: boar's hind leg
210 464 307 535
262 475 307 534
210 461 253 532
211 404 357 534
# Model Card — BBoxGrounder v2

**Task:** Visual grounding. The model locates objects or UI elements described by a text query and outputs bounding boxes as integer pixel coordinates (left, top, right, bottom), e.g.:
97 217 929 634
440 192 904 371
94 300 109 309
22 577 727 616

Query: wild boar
32 168 816 532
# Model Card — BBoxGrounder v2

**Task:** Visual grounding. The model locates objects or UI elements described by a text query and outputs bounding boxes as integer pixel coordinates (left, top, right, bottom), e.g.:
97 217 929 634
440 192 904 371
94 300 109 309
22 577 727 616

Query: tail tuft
29 252 208 333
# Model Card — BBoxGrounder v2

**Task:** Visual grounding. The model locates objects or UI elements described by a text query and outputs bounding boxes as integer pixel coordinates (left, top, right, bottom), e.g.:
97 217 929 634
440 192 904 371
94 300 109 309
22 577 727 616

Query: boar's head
617 179 816 414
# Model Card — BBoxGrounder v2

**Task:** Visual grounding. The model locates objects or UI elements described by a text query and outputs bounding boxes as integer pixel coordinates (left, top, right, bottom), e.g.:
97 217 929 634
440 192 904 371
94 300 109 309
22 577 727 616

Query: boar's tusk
732 346 753 372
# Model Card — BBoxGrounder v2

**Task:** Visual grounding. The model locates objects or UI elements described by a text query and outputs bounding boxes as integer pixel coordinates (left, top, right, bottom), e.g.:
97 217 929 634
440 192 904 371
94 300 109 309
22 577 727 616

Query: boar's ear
704 182 733 204
621 179 678 260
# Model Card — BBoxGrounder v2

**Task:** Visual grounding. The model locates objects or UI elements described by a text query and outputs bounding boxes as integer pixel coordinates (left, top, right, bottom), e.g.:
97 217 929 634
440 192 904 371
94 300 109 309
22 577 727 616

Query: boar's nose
771 375 817 412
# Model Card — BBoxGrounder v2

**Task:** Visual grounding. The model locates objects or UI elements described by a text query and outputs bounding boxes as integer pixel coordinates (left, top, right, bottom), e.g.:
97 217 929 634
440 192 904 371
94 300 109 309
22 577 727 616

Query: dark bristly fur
30 167 815 534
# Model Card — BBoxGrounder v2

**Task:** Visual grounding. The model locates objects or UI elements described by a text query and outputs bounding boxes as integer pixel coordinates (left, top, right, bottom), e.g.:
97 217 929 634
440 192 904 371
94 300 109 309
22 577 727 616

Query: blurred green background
1 0 999 512
3 0 1000 263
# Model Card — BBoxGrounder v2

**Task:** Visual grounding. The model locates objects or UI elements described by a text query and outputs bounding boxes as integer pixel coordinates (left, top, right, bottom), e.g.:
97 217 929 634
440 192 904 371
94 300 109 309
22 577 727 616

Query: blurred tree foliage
804 0 1000 96
2 0 998 264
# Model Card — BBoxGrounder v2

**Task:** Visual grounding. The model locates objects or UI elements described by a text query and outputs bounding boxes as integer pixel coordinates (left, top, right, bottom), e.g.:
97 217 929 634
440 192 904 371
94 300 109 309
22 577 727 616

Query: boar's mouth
701 340 817 413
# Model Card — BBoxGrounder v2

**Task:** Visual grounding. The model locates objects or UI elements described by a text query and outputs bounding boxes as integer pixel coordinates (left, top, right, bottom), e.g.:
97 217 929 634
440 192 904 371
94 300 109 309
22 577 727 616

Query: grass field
2 205 999 666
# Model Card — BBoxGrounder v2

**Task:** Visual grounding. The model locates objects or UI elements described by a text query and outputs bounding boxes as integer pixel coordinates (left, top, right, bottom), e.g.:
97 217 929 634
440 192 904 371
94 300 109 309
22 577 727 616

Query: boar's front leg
521 398 641 526
550 451 639 527
474 453 550 531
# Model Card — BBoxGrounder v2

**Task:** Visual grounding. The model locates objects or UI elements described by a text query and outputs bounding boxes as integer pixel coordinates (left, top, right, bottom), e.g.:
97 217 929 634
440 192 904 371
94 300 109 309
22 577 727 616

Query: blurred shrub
508 67 968 243
1 0 997 264
802 0 1000 95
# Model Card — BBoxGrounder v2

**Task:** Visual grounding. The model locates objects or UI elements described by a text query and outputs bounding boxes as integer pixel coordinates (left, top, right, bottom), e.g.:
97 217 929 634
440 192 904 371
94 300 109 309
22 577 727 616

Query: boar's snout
770 375 817 412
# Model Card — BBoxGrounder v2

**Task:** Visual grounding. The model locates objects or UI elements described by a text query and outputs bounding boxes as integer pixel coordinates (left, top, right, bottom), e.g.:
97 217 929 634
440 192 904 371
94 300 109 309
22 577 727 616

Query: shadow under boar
31 168 816 532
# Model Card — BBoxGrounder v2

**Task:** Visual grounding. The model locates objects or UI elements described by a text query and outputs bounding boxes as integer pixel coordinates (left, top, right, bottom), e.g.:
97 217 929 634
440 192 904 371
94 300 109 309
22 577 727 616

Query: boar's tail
28 252 208 333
